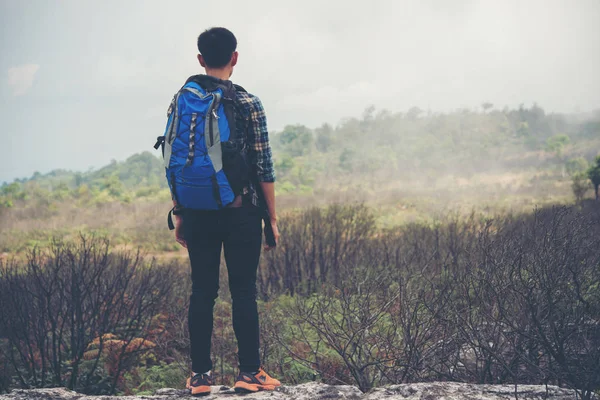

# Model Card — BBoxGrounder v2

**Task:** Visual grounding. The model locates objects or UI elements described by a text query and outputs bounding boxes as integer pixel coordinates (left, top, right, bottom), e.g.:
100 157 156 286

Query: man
172 27 281 395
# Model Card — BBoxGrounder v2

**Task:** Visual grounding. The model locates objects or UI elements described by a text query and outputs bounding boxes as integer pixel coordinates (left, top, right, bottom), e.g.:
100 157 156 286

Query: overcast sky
1 0 599 183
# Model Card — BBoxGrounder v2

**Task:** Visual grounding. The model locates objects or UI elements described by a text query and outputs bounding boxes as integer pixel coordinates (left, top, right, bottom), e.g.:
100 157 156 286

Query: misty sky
1 0 599 184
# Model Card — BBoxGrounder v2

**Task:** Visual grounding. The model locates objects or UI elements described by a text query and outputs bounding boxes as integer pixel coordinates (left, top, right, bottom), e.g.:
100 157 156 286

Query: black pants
183 205 262 373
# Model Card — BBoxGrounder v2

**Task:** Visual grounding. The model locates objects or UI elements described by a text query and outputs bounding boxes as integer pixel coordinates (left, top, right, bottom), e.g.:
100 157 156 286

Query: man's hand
264 219 279 251
175 216 187 248
259 182 278 251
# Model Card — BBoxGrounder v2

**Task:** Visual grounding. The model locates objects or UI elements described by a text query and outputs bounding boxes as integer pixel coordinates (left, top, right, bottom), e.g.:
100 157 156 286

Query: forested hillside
1 104 598 255
2 104 599 204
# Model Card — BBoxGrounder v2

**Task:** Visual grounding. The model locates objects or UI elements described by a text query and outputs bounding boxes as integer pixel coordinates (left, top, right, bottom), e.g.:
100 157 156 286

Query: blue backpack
154 76 250 227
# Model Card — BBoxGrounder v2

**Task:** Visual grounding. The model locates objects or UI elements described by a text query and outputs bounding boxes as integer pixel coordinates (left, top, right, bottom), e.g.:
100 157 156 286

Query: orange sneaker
185 372 213 397
233 367 281 393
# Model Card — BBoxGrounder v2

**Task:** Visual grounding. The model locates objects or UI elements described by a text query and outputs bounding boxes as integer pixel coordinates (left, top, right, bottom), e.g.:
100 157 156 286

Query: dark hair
197 27 237 68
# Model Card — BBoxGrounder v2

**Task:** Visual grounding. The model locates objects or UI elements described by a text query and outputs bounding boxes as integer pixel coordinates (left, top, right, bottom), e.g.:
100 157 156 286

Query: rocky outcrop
0 382 585 400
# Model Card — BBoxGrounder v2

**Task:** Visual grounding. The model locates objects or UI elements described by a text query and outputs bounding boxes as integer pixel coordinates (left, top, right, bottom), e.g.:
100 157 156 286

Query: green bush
127 363 187 395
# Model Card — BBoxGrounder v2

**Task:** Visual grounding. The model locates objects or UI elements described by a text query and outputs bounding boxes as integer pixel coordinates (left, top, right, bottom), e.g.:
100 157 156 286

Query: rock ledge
0 382 586 400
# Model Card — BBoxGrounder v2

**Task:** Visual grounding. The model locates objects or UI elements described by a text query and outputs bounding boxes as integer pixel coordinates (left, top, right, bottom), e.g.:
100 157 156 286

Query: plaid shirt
234 90 275 207
235 91 275 183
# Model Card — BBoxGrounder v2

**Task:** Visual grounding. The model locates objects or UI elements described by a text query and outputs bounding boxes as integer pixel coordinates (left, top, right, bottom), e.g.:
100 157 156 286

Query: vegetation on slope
0 104 598 255
1 203 598 397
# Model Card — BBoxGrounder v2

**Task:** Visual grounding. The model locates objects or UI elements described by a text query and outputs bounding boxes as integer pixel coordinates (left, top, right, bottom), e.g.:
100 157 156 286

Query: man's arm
247 95 279 248
247 96 275 184
260 181 276 222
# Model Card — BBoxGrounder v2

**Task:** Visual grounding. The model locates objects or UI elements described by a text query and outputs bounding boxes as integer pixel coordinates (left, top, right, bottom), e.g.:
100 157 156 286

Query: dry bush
0 236 180 395
261 204 600 397
259 204 376 297
1 203 598 397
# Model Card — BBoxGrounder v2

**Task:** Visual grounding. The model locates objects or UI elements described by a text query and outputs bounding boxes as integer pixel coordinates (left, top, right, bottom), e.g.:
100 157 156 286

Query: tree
74 172 84 188
339 148 355 172
406 106 422 120
279 125 314 157
587 155 600 201
362 105 376 122
481 102 494 113
102 175 125 198
545 134 570 160
516 121 530 137
315 123 333 153
1 182 21 197
274 154 295 176
565 157 589 176
571 172 590 203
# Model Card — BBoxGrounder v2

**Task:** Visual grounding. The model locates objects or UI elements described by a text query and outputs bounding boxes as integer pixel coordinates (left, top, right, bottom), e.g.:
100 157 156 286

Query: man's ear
230 51 238 67
197 54 206 67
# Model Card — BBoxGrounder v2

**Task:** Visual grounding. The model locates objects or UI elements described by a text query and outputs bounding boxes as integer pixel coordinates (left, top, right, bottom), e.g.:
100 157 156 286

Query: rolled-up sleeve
248 96 276 182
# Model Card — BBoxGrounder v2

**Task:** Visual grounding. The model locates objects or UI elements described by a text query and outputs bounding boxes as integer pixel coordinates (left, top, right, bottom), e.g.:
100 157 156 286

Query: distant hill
2 104 599 207
8 151 166 191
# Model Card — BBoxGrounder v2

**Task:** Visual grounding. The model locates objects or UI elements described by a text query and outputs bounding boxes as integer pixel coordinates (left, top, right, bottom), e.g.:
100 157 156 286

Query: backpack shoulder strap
182 75 249 142
233 83 247 93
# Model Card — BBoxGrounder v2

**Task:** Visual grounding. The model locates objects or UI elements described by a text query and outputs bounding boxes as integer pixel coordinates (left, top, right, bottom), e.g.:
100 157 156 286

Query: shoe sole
190 386 211 396
234 382 277 393
187 380 211 396
187 377 212 396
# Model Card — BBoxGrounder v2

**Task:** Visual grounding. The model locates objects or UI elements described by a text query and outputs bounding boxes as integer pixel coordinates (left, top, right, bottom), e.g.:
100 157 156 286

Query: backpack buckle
154 136 165 150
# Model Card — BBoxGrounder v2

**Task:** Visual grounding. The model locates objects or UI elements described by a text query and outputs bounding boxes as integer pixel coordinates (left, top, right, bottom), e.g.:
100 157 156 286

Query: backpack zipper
208 92 221 147
166 93 180 144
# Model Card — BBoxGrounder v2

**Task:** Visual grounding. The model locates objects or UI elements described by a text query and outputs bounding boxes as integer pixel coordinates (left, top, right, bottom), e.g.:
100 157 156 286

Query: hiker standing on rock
154 27 280 396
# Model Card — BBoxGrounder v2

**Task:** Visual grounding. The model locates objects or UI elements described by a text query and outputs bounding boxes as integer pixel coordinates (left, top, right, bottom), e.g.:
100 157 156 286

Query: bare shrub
1 203 598 397
261 204 600 396
259 204 376 297
0 236 177 395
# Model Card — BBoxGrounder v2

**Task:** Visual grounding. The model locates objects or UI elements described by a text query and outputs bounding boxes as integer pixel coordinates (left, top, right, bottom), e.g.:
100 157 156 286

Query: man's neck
204 68 231 81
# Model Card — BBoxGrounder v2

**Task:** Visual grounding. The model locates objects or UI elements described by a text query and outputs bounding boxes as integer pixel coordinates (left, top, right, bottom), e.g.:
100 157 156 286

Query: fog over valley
1 0 599 183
